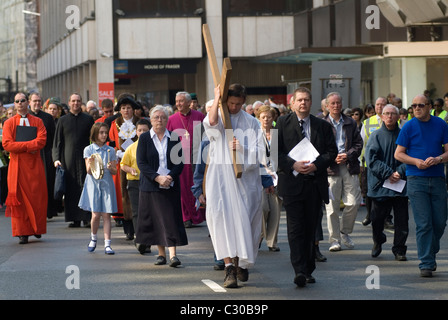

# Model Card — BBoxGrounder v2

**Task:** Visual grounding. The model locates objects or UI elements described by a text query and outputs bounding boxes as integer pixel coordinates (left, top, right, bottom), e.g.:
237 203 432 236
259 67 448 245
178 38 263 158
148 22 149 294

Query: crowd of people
1 86 447 289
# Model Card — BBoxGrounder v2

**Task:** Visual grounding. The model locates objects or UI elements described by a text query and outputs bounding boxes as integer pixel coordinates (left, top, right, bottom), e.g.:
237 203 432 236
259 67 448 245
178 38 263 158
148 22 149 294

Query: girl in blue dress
79 122 118 255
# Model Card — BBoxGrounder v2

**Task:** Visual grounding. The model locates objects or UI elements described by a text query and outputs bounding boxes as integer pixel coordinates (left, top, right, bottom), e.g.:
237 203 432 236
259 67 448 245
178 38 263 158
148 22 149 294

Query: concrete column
204 0 223 100
95 0 114 103
401 57 427 108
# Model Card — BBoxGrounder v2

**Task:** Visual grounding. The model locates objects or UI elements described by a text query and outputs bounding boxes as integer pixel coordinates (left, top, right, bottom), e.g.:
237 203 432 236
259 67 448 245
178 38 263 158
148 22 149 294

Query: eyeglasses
383 112 398 117
15 99 27 103
411 103 428 109
151 116 167 121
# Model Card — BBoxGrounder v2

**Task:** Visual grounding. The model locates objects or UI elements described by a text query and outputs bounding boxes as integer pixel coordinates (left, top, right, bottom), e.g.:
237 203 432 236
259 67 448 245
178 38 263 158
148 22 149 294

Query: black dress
135 130 187 247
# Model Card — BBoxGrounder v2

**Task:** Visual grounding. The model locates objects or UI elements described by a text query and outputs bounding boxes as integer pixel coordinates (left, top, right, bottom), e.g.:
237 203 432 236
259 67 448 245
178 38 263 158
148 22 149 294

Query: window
226 0 312 16
116 0 204 18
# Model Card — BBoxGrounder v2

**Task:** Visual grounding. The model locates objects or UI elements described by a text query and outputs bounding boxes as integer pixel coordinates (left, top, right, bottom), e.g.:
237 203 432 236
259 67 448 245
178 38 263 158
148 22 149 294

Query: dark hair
90 122 110 143
228 84 247 100
136 118 151 129
293 87 312 101
102 99 114 109
69 93 82 103
434 98 444 107
351 107 363 118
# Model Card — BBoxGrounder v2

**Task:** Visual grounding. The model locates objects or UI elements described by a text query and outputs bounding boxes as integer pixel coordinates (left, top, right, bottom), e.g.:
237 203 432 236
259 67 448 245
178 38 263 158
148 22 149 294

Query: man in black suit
277 87 337 287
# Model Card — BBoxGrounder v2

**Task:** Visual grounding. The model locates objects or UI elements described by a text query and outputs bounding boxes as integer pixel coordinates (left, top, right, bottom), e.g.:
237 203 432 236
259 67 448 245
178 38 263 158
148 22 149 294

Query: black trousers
283 178 321 276
371 197 409 255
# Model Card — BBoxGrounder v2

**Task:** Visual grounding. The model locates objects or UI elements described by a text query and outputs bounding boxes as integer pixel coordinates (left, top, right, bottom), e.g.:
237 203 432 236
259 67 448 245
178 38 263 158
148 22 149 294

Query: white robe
203 109 264 268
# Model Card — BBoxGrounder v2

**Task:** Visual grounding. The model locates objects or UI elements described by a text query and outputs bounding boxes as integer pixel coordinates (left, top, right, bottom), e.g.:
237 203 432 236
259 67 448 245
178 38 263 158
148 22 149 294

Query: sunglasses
411 103 428 109
15 99 27 103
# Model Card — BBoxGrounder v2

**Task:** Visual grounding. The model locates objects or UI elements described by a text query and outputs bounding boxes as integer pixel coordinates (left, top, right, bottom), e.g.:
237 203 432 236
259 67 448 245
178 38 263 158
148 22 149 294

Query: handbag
54 166 66 200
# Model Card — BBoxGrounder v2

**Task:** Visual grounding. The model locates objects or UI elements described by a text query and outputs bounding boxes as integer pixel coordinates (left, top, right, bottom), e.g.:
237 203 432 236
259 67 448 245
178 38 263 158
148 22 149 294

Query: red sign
98 83 115 107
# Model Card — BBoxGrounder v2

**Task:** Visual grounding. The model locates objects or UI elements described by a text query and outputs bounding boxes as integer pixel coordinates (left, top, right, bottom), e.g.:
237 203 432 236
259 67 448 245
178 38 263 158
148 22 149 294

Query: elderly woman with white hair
136 106 187 267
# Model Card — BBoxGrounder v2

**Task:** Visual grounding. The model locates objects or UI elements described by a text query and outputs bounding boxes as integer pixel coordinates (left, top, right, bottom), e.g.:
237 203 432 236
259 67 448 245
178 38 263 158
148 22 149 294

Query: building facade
35 0 448 111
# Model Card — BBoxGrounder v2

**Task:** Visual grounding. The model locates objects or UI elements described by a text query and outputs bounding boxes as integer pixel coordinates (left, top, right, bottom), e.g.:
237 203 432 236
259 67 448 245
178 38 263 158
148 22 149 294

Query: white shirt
150 128 171 170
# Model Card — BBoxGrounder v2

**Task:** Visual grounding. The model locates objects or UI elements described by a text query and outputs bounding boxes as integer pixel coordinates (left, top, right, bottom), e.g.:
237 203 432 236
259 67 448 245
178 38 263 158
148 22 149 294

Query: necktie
299 119 305 138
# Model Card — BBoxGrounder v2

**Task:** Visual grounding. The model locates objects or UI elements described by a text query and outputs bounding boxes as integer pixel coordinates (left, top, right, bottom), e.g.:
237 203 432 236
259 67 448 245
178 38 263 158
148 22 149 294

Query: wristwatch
439 156 443 163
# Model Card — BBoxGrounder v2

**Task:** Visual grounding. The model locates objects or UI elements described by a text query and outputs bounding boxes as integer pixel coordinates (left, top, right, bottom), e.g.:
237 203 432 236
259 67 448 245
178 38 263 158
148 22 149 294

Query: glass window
116 0 204 17
226 0 312 15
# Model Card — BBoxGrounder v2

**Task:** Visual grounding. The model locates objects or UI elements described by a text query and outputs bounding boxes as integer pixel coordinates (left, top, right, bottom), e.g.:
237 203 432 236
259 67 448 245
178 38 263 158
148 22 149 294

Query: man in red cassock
3 92 48 244
167 91 205 227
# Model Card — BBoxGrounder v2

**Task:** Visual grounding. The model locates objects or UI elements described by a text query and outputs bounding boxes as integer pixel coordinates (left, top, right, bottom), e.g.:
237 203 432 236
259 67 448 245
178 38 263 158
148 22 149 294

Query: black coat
52 112 94 221
137 130 184 193
277 113 338 204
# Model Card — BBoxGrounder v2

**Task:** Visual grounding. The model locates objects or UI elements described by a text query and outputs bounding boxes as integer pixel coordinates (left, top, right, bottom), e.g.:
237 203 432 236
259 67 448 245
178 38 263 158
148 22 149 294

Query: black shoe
68 221 81 228
268 246 280 252
82 220 91 228
126 233 134 241
371 242 382 258
394 253 407 261
184 220 192 228
136 243 147 255
294 273 306 287
237 267 249 282
306 274 316 283
384 220 394 230
420 269 433 277
18 236 28 244
214 263 225 271
315 245 327 262
224 266 238 288
169 256 181 268
34 234 41 239
154 256 167 265
362 218 371 226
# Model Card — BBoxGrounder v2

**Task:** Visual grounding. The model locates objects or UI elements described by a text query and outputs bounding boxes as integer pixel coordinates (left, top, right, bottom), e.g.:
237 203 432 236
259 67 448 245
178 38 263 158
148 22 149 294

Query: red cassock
3 114 48 237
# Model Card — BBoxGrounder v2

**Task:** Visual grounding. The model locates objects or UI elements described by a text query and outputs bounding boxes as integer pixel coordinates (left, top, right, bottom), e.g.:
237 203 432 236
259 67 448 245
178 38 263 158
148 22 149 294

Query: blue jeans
407 176 448 270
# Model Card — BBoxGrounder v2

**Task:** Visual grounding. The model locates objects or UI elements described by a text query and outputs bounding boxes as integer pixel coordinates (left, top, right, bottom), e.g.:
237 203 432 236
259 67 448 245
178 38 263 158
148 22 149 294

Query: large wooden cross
202 24 243 179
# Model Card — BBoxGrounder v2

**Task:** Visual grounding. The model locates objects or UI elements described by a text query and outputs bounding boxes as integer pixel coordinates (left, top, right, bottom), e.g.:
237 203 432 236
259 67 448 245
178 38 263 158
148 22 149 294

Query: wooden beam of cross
202 24 243 179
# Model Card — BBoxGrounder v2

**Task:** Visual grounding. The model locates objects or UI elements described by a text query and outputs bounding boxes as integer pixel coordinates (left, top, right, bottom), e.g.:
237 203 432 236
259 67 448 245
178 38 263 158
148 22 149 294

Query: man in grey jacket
366 104 408 260
324 92 363 252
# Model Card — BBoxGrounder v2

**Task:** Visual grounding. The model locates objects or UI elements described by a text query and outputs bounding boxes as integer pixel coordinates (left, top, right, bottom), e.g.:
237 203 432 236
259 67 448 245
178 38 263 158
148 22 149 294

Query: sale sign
98 82 115 107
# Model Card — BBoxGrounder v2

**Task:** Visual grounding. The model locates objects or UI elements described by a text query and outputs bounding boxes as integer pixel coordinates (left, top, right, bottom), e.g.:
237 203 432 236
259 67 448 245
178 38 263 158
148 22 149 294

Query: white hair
150 105 169 118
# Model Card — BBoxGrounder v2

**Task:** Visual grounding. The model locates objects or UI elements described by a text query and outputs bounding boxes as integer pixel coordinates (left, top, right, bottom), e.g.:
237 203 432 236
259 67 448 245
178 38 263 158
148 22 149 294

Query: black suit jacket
277 113 337 203
136 130 184 192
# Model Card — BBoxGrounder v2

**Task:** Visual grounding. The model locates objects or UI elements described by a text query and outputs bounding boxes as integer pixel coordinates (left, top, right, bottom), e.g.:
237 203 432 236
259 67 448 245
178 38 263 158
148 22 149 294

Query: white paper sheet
383 179 406 193
288 138 320 176
121 138 134 151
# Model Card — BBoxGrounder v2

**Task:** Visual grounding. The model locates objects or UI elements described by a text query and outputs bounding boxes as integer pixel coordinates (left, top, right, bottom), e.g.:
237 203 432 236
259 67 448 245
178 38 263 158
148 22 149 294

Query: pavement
0 202 447 308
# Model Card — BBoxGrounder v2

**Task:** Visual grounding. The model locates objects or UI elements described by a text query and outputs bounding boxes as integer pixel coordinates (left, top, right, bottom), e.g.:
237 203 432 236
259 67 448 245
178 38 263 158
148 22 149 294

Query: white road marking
202 279 227 293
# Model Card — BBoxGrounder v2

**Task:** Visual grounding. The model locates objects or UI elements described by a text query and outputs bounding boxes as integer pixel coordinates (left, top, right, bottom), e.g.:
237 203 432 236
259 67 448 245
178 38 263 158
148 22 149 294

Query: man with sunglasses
395 94 448 278
2 93 48 244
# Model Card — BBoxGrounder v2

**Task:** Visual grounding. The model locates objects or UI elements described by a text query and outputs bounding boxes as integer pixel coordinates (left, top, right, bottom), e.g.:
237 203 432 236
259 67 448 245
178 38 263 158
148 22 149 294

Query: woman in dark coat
136 105 187 267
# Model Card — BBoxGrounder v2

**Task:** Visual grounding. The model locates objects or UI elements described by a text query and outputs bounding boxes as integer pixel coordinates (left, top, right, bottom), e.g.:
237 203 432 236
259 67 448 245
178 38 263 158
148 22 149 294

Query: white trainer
341 233 355 249
329 241 341 252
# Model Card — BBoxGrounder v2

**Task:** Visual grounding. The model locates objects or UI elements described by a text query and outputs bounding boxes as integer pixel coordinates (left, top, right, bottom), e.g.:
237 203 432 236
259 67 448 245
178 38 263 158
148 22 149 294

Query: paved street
1 202 447 306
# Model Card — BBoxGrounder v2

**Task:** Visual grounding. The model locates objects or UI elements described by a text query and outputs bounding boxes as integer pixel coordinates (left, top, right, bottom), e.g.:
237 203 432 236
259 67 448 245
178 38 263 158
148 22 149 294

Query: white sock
89 234 97 247
105 239 111 247
225 263 233 267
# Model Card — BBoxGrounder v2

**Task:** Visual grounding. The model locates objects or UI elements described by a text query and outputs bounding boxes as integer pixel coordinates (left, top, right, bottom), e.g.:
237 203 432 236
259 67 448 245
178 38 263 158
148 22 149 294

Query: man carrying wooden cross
203 83 266 289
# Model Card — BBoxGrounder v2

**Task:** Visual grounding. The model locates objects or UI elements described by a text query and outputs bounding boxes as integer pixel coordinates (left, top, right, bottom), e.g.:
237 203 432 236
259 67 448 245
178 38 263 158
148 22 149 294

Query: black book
16 126 37 142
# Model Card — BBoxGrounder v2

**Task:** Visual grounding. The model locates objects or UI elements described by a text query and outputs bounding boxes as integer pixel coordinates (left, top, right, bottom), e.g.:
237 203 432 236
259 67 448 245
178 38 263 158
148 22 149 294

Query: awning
252 46 384 64
377 0 448 27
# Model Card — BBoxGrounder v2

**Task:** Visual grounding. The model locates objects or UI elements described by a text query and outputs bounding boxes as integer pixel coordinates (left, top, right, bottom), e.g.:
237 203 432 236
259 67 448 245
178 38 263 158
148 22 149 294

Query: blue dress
78 143 118 213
